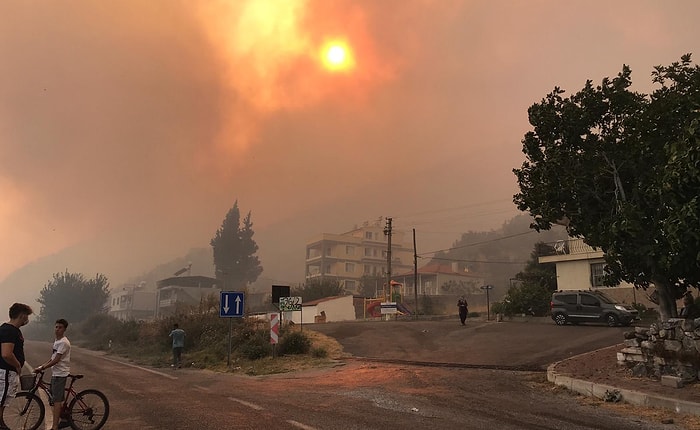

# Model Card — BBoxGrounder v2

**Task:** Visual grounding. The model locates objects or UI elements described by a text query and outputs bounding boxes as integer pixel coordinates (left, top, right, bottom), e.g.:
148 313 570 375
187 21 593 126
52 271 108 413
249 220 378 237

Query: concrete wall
285 295 356 324
556 259 635 291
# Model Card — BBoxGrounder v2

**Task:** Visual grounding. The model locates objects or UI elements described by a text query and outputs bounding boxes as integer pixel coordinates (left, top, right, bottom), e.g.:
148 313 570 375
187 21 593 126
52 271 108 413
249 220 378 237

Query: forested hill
433 214 568 296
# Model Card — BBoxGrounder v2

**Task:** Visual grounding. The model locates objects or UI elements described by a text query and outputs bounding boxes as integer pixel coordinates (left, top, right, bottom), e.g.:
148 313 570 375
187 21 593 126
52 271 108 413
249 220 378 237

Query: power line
426 256 528 265
418 230 536 256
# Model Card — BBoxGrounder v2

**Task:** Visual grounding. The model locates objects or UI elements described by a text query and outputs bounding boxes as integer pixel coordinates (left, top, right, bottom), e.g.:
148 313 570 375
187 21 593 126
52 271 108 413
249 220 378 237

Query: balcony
538 238 603 263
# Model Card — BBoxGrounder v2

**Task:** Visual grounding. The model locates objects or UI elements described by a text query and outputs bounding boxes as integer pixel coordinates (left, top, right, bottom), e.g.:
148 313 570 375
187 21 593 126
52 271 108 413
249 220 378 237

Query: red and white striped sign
270 313 280 344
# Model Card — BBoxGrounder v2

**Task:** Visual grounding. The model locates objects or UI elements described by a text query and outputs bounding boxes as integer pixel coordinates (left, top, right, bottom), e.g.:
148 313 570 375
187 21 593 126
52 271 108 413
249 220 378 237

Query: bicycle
2 371 109 430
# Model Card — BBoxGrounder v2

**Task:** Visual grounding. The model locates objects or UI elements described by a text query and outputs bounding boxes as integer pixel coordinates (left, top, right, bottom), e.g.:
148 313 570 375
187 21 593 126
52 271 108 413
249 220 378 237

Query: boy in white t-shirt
35 319 71 430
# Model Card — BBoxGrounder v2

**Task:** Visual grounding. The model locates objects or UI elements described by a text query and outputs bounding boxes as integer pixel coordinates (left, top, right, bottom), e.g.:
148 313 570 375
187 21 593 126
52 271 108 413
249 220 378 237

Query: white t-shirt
51 337 71 377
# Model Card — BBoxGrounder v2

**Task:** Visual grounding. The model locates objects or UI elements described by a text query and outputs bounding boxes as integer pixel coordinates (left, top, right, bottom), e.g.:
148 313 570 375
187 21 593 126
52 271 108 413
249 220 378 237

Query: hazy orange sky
1 0 699 310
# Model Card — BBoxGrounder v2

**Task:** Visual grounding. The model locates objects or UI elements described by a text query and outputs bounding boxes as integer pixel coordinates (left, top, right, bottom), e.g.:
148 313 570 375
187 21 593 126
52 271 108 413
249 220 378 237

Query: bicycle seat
69 374 84 380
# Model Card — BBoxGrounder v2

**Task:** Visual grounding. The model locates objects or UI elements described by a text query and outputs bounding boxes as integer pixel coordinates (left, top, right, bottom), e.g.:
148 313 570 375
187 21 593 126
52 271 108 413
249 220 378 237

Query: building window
325 247 332 256
346 245 354 255
364 248 372 256
345 280 356 291
365 231 373 240
590 263 606 288
364 265 371 274
345 263 355 273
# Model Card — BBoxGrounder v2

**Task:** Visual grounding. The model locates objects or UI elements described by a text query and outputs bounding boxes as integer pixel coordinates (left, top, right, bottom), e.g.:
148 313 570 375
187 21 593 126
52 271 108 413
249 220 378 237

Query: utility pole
413 228 418 319
383 217 392 302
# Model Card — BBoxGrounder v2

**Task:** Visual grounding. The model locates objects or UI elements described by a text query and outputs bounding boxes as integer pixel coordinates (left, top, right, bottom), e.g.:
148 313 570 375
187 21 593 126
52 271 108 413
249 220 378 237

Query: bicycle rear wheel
66 389 109 430
2 391 45 430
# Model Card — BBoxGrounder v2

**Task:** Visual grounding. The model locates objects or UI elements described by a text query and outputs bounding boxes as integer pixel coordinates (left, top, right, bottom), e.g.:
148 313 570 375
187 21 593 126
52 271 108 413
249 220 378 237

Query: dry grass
111 326 347 377
232 328 346 376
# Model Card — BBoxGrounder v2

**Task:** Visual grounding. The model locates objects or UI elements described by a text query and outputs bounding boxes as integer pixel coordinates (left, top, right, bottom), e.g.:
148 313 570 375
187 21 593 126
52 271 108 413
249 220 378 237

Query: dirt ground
553 344 700 404
312 319 700 429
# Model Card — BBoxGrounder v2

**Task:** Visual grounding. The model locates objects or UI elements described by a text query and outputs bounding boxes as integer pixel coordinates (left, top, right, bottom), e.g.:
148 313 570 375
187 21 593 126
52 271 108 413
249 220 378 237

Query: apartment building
108 283 156 321
305 220 414 293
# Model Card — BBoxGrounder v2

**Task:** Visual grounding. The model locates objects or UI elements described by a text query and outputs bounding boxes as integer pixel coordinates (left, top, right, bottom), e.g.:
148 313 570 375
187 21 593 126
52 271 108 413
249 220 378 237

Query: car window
557 294 577 305
580 294 600 306
594 291 616 304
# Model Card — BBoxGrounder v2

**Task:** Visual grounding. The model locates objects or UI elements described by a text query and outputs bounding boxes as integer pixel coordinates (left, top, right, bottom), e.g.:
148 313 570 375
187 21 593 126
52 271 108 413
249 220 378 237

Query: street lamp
480 285 494 320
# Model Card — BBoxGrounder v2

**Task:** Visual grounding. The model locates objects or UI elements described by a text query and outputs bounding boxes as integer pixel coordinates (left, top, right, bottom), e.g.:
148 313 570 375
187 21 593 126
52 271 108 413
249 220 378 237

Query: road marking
227 396 263 410
99 356 178 380
194 385 211 392
287 420 318 430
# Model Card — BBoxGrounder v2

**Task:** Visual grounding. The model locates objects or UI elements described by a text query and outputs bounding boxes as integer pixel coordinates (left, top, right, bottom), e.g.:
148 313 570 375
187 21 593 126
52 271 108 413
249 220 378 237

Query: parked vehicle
550 290 639 326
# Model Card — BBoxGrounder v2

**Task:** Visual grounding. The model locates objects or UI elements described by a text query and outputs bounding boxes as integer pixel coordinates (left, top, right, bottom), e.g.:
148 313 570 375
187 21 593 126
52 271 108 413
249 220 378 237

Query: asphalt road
17 319 687 430
310 317 632 367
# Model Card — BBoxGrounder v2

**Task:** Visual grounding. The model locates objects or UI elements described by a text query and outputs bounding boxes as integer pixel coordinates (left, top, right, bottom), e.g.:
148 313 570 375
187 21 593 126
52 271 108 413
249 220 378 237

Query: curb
547 356 700 415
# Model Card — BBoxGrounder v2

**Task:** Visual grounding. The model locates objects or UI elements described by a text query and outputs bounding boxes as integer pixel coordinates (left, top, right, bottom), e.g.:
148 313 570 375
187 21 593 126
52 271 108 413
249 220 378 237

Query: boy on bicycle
35 319 71 430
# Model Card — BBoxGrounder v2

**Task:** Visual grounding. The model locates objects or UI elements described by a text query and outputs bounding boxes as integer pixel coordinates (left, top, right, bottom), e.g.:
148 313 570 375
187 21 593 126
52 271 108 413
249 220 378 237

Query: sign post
380 302 398 315
279 296 303 330
220 291 245 367
480 285 493 321
270 313 280 357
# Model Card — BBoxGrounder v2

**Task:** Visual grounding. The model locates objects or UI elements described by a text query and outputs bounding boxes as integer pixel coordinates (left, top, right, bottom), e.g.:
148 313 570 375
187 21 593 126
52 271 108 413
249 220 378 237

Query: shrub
491 302 504 315
633 303 660 322
278 331 311 356
237 329 271 360
311 347 328 358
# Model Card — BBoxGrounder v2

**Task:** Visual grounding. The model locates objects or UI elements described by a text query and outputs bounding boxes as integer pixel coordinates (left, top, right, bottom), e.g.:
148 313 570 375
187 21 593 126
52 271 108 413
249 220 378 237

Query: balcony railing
537 238 600 257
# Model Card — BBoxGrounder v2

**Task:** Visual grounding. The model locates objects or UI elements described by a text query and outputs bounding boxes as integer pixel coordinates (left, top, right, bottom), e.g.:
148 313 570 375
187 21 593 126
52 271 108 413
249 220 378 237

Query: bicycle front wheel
2 391 45 430
66 389 109 430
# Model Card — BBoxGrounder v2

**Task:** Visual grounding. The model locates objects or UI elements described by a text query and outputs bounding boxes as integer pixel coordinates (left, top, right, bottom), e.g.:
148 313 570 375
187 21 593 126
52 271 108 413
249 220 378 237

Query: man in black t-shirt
0 303 33 429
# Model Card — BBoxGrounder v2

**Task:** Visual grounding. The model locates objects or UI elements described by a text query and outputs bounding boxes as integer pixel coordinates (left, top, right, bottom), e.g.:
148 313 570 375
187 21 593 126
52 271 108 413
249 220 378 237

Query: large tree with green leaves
514 54 700 320
211 201 263 291
37 271 110 323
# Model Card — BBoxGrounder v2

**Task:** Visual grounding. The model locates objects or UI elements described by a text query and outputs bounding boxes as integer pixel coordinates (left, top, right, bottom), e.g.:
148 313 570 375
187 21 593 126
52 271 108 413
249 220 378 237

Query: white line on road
287 420 319 430
227 396 263 410
99 356 178 380
194 385 211 392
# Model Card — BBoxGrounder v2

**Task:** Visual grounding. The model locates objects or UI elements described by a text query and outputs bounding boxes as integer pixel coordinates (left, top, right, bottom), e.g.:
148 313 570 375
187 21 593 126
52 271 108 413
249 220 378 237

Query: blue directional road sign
220 291 245 318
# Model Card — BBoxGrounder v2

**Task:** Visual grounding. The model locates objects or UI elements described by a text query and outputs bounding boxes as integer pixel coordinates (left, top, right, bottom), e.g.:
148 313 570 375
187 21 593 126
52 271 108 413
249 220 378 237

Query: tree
358 275 383 298
499 244 558 317
514 54 700 320
292 279 344 302
211 201 263 291
37 271 110 323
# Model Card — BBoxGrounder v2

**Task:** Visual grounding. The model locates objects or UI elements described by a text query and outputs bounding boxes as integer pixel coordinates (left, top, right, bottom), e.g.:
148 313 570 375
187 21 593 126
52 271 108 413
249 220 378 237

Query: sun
320 40 355 72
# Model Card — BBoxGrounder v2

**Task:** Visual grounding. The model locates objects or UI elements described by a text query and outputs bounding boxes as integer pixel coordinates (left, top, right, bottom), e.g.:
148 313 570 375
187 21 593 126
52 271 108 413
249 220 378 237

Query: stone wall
618 319 700 386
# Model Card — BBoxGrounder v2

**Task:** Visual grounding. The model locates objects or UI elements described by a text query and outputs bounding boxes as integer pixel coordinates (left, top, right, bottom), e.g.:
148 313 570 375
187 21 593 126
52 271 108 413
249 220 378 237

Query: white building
108 283 156 321
282 295 356 324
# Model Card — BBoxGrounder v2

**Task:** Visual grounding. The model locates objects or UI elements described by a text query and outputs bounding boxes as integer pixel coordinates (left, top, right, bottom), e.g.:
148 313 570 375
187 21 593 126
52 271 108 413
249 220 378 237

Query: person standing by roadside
457 296 469 326
169 323 185 369
680 293 700 320
34 319 71 430
0 303 33 430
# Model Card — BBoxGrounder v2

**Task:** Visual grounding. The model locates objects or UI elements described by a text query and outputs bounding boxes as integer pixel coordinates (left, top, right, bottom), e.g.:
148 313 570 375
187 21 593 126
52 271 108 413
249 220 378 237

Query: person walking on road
34 319 71 430
0 303 33 430
457 296 469 325
169 323 185 368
